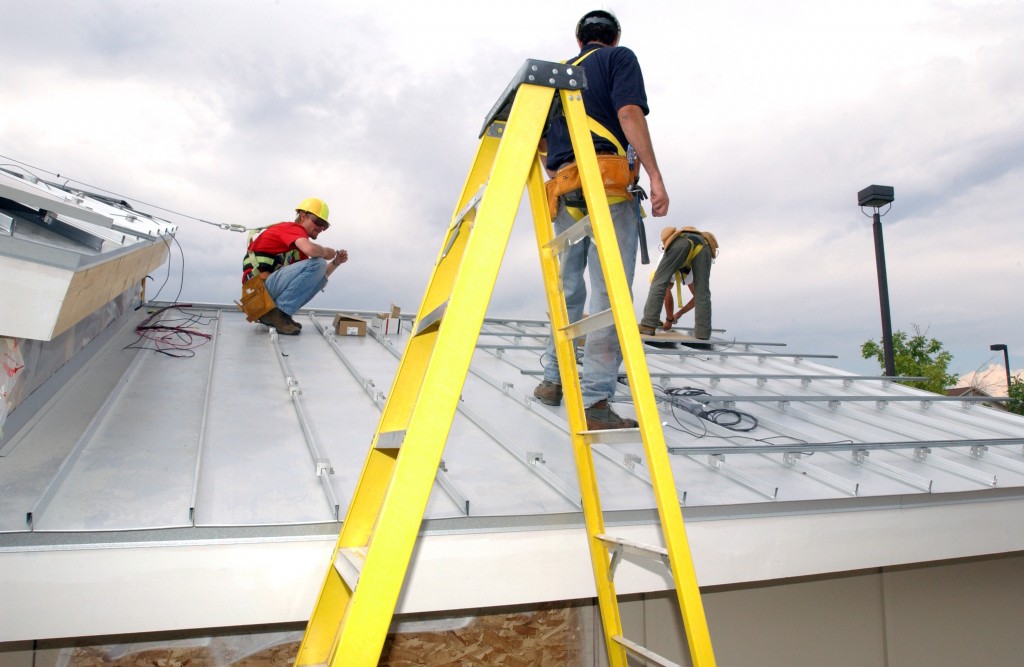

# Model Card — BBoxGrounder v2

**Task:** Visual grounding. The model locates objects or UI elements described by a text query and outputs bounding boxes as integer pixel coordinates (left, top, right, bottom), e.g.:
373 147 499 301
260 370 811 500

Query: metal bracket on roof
777 400 790 411
623 453 642 470
828 400 841 411
906 447 997 486
528 451 546 464
876 400 889 410
699 453 778 500
757 355 767 364
0 212 13 236
800 378 811 388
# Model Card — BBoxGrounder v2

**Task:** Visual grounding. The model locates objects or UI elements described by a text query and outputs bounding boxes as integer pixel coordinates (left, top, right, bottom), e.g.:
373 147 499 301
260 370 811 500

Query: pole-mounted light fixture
990 343 1011 395
859 185 896 376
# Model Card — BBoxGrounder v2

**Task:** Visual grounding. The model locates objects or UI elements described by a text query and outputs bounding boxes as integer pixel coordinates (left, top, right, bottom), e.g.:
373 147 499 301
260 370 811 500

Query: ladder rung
545 213 591 255
612 635 682 667
414 300 447 336
562 308 614 341
333 546 368 591
596 533 669 560
580 427 640 445
376 430 406 449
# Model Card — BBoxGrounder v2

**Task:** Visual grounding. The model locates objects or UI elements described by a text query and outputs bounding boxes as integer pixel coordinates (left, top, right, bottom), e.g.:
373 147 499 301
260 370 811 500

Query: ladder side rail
294 110 510 667
561 91 718 667
305 83 556 667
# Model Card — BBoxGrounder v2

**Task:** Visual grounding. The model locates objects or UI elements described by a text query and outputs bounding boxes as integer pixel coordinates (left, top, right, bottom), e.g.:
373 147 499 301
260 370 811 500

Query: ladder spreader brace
294 58 717 667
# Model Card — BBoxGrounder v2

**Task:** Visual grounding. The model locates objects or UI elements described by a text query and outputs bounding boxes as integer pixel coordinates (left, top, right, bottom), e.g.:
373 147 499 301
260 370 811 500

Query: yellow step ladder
294 58 716 667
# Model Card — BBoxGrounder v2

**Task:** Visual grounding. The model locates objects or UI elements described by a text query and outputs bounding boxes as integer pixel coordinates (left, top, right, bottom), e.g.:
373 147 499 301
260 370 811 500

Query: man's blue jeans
264 258 328 316
540 200 638 407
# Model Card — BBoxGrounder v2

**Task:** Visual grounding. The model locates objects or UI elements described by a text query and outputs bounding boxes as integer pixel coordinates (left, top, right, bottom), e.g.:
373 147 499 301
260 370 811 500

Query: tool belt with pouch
236 239 278 322
236 272 276 322
544 154 638 218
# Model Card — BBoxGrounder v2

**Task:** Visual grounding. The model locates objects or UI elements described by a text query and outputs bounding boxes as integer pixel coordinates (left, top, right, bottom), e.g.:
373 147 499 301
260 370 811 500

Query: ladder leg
296 83 556 667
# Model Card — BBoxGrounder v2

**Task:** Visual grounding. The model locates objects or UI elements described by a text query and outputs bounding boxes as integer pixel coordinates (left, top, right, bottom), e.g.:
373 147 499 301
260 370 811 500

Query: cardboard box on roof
332 313 367 337
371 303 402 335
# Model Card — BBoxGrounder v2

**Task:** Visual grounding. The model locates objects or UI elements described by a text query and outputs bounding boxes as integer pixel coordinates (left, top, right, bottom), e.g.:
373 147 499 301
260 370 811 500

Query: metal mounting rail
310 313 386 408
685 394 1006 407
644 349 839 360
667 437 1024 457
269 328 340 519
520 369 927 387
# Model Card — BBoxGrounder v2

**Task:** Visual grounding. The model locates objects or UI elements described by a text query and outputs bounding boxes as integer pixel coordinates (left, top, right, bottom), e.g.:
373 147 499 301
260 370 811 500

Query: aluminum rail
269 327 340 519
667 437 1024 457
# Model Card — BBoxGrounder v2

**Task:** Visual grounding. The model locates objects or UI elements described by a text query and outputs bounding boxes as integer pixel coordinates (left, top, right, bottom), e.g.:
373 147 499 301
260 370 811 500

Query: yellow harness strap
650 236 704 302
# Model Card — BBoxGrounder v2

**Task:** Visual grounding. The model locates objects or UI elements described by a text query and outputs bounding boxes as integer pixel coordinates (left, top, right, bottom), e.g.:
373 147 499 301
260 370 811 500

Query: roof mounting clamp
828 400 841 411
914 447 932 461
528 451 546 465
315 458 334 475
876 400 889 410
623 453 642 470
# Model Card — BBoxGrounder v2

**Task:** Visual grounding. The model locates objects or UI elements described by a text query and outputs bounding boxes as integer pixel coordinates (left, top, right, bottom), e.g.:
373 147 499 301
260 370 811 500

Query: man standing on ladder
534 9 670 429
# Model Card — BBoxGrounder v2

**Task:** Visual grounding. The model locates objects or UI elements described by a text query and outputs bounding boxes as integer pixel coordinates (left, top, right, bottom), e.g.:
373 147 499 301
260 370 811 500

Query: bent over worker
533 9 669 430
242 197 348 335
638 226 716 341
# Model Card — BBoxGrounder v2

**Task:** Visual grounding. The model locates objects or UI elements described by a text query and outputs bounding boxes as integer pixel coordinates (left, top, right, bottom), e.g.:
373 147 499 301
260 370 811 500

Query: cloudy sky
2 1 1021 381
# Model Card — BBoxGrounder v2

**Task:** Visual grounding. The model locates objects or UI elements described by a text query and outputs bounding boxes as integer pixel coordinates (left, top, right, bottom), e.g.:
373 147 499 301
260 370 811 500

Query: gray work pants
640 235 712 339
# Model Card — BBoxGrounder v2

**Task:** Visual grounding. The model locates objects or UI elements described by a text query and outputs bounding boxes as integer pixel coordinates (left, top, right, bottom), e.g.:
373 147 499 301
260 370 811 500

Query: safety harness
658 227 719 326
242 228 302 281
544 48 641 221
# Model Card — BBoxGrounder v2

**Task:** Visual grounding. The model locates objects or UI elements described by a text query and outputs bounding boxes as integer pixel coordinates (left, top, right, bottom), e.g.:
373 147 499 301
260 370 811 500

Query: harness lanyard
627 144 649 265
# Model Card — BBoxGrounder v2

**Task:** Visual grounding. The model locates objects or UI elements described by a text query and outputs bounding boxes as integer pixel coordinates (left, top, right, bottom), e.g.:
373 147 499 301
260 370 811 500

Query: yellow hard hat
296 197 329 222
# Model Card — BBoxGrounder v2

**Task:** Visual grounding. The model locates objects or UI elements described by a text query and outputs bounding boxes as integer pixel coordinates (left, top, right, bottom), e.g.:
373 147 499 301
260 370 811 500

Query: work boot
638 324 657 336
284 312 303 329
533 380 563 406
585 400 638 430
259 307 300 335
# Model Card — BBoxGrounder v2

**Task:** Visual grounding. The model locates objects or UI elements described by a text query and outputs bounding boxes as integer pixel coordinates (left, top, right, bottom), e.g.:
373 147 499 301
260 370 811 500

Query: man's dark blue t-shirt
545 43 650 171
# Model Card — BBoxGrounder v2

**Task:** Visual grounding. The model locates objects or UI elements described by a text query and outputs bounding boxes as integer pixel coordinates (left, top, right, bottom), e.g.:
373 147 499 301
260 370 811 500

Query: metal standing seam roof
3 305 1023 536
3 304 1024 642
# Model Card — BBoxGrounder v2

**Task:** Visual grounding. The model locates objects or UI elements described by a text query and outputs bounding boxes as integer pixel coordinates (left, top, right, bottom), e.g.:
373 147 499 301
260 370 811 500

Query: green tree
1007 375 1024 416
860 326 959 394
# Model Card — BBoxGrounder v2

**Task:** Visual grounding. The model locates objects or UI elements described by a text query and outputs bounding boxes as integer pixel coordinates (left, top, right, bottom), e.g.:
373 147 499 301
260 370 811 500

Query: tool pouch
236 273 276 322
544 155 637 218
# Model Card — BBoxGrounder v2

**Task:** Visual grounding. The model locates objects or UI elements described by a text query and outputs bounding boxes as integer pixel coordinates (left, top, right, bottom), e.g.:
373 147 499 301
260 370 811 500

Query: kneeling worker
242 197 348 335
638 226 716 341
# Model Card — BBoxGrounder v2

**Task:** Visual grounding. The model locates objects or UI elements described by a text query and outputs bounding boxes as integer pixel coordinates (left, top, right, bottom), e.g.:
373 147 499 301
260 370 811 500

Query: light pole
858 184 896 376
990 343 1011 395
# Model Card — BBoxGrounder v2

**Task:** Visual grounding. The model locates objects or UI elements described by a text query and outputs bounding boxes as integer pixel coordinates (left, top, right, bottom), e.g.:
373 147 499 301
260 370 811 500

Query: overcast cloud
1 1 1021 380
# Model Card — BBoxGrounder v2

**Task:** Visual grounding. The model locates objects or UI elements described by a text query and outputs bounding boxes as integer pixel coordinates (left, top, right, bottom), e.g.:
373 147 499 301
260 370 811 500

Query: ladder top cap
481 58 589 137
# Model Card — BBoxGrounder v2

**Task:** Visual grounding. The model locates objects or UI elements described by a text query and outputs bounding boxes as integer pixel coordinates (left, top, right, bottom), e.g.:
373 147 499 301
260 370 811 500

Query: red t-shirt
243 222 310 281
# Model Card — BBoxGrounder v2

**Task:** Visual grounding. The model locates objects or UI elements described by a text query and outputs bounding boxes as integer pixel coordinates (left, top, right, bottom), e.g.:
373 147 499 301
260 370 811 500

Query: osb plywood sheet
380 606 583 667
58 606 583 667
53 243 168 338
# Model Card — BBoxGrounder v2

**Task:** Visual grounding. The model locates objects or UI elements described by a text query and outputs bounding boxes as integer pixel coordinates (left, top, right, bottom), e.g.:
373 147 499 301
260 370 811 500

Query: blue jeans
264 258 328 316
541 200 639 407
